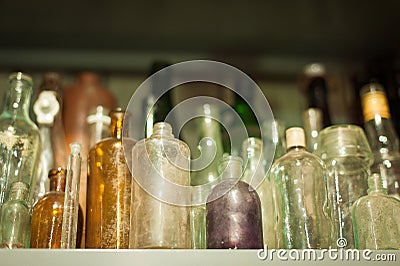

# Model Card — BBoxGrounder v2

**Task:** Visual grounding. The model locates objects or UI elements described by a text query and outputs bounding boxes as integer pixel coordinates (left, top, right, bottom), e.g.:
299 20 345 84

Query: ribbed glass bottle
130 122 190 249
352 173 400 249
86 109 132 249
270 127 329 249
360 82 400 198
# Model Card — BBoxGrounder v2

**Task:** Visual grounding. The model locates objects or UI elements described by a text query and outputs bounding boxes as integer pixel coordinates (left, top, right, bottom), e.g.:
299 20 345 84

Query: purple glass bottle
206 155 263 249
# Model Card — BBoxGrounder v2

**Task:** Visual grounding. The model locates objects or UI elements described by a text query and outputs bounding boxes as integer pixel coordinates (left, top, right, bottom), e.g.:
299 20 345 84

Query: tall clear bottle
0 72 40 208
31 90 60 203
130 122 190 249
242 138 276 249
316 124 373 248
352 173 400 249
30 168 66 248
270 127 329 249
360 82 400 198
206 155 263 249
302 108 323 153
86 109 132 249
0 181 30 248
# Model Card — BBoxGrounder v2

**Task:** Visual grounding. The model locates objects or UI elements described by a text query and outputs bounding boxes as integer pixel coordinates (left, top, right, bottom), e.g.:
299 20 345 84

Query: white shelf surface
1 249 399 266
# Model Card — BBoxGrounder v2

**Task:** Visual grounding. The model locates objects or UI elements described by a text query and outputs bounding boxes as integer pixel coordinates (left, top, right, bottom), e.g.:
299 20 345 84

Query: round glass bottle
206 155 263 249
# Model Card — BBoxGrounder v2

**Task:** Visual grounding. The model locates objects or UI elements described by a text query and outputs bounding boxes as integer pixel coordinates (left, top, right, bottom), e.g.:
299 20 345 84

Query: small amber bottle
30 168 66 248
86 109 132 249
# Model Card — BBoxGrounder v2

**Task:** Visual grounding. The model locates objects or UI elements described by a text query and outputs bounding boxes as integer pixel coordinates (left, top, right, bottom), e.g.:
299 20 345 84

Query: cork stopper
360 83 390 122
286 127 306 149
48 167 67 192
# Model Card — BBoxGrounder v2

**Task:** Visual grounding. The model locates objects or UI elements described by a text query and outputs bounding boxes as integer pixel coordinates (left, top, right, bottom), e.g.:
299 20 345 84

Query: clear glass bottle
86 109 132 249
0 181 31 248
31 90 60 203
87 105 111 150
30 168 66 248
302 107 323 153
242 137 276 249
352 173 400 249
360 82 400 198
0 72 40 208
206 155 263 249
270 127 329 249
130 122 190 249
316 124 373 248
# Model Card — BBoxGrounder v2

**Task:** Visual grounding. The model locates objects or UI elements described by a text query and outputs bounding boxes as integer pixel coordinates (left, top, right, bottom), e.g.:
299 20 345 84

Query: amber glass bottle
86 109 132 249
30 168 66 248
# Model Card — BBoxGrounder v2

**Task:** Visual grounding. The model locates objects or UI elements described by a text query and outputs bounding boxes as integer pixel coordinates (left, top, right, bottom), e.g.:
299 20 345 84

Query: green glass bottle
352 173 400 249
0 182 31 248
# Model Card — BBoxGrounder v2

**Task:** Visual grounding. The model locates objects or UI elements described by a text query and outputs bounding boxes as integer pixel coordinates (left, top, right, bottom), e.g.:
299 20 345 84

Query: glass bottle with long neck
0 181 30 248
242 137 275 249
352 173 400 249
30 168 66 248
206 155 263 249
86 109 132 249
302 108 323 153
270 127 329 249
130 122 190 249
0 72 40 208
31 90 60 203
360 82 400 198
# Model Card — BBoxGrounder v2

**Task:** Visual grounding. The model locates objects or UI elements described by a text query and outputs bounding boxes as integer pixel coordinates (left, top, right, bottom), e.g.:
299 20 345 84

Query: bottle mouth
9 72 33 85
316 124 373 164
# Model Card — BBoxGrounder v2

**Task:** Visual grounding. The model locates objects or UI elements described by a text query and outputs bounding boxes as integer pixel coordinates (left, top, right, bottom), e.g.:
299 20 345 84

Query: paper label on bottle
361 91 390 122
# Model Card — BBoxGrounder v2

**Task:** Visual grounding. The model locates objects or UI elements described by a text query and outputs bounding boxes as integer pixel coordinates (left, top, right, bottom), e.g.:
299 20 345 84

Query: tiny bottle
86 109 132 249
130 122 190 249
0 182 30 248
242 138 276 248
352 173 400 249
206 155 263 249
316 124 373 248
30 168 66 248
0 72 40 208
270 127 329 249
360 82 400 198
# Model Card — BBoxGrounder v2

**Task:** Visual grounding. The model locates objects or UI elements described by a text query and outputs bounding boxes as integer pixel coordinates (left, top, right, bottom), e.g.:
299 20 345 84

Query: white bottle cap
286 127 306 149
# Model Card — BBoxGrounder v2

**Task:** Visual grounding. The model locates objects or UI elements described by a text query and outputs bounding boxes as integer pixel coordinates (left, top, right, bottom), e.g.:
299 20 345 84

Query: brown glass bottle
86 109 133 249
30 168 66 248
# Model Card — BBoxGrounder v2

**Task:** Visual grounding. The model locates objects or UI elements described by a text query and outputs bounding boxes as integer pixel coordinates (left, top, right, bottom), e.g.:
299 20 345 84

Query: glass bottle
302 108 323 153
206 155 263 249
270 127 329 249
190 104 225 249
30 168 66 248
242 138 276 249
61 143 82 248
316 124 373 248
304 63 331 127
352 173 400 249
0 72 40 208
87 105 111 150
86 109 132 249
130 122 190 249
31 90 60 203
0 181 30 248
360 82 400 198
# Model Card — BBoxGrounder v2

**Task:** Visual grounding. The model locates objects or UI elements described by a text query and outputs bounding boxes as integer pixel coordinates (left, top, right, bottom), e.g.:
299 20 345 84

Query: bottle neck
288 145 306 152
367 174 387 195
110 110 124 140
242 141 265 184
218 156 243 180
151 122 174 138
364 116 399 154
49 176 66 192
8 182 29 202
2 79 32 119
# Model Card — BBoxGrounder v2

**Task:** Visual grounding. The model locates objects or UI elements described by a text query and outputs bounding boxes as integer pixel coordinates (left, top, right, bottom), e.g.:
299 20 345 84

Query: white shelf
1 249 399 266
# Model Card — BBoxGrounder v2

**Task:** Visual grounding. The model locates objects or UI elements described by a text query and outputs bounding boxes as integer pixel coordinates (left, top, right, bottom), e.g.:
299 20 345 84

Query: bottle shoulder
33 192 65 210
272 148 324 169
353 193 400 212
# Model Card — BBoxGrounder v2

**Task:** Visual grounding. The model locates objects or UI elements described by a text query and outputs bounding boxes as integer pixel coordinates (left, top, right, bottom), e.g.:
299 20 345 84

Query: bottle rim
9 72 33 85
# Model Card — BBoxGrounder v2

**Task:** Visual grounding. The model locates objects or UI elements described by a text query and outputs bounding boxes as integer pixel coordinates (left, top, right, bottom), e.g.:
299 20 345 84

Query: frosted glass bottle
86 109 132 249
0 181 31 248
360 83 400 198
317 124 373 248
0 72 40 208
130 122 190 249
352 173 400 249
206 156 263 249
30 168 66 248
270 127 329 249
242 137 275 249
